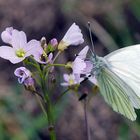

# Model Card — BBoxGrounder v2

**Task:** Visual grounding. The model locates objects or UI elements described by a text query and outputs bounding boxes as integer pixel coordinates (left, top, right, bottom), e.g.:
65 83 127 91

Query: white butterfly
90 44 140 121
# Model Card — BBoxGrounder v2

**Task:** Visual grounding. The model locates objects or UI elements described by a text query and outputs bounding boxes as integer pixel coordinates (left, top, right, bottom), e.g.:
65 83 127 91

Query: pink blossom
58 23 84 51
62 23 84 46
72 46 93 75
0 28 42 64
61 73 83 86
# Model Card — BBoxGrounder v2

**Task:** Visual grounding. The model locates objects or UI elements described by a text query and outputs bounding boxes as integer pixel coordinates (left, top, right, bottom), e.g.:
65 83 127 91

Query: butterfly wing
97 66 136 121
104 44 140 108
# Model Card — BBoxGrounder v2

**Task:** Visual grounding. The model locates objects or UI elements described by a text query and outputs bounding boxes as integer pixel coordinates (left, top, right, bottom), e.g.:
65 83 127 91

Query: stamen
16 49 25 58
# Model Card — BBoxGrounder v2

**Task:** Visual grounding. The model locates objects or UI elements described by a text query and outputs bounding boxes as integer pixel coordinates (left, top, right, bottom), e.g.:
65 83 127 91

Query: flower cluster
61 46 93 87
0 23 87 88
0 22 97 140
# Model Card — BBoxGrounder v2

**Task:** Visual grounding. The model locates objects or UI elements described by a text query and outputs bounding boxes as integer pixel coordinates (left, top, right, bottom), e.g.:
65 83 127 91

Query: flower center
68 78 74 85
16 49 25 58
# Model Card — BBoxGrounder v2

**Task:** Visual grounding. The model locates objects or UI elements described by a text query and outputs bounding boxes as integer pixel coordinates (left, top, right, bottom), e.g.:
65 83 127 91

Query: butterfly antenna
87 22 97 61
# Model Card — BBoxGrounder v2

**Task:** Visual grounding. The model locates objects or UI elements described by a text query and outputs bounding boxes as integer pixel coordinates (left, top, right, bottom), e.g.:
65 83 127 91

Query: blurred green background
0 0 140 139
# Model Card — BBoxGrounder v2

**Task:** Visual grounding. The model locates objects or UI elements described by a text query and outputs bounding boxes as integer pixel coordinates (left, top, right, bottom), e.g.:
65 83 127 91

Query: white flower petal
61 83 69 86
62 23 84 46
25 39 42 57
63 74 70 82
19 31 27 49
72 58 86 74
1 27 13 44
82 61 93 74
11 29 22 50
0 46 25 64
78 46 89 59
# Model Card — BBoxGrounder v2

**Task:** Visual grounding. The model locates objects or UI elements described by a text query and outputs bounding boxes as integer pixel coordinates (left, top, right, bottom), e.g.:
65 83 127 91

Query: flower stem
40 66 56 140
52 51 61 63
49 63 66 67
35 94 48 121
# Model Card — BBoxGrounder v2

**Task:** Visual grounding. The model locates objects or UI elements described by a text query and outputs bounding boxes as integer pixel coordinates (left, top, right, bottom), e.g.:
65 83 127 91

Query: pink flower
58 23 84 51
0 28 42 64
14 67 31 84
61 73 83 86
72 46 93 75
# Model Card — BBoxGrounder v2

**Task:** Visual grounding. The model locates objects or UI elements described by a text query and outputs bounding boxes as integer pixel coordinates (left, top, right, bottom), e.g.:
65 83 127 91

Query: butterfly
90 44 140 121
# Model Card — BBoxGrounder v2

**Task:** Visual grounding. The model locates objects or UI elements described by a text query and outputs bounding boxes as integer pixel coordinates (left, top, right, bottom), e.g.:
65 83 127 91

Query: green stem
40 66 56 140
35 94 48 121
49 63 66 67
50 130 56 140
52 51 61 63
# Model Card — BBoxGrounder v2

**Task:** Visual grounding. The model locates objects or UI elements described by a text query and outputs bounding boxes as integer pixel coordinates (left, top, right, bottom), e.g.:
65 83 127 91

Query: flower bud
24 77 36 92
41 37 46 47
50 38 58 47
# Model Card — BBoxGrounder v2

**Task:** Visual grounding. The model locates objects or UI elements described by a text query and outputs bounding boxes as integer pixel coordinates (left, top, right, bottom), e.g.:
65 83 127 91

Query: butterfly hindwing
97 67 136 121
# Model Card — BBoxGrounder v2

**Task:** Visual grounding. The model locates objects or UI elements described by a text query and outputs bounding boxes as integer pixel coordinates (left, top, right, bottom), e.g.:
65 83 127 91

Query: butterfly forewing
105 44 140 99
97 67 136 121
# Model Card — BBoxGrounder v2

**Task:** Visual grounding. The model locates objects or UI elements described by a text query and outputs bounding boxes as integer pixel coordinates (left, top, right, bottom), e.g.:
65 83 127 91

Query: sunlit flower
58 23 84 51
61 73 83 86
72 46 93 75
1 27 13 44
14 67 31 84
0 29 42 64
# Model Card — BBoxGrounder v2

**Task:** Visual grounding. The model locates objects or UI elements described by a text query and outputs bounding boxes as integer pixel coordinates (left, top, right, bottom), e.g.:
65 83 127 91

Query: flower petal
62 23 84 46
63 74 70 82
47 53 53 63
61 82 69 86
72 58 86 74
19 31 27 49
78 46 89 59
11 30 27 50
14 67 31 77
0 46 25 64
82 61 93 74
1 27 13 44
26 39 43 57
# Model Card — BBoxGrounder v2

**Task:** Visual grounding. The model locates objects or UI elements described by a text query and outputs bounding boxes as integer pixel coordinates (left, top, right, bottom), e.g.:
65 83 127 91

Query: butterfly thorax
91 56 110 77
